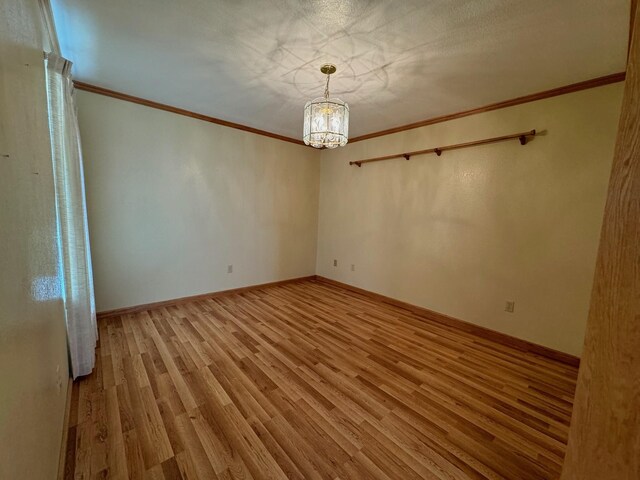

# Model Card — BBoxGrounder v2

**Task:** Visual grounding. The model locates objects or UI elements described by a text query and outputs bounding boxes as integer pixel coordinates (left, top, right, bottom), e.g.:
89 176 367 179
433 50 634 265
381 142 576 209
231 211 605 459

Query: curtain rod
349 129 537 167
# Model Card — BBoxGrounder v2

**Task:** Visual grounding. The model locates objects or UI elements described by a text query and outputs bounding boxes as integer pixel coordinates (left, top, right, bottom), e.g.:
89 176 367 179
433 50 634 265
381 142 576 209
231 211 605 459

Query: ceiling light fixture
303 64 349 148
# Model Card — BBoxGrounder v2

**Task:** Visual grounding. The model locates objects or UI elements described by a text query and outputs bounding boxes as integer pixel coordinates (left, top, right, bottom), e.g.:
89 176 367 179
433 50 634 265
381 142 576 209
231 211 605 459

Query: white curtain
45 52 97 379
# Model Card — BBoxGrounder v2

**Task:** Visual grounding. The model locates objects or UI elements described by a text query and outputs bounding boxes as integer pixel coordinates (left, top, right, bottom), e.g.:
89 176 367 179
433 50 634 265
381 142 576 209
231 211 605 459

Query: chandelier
303 64 349 148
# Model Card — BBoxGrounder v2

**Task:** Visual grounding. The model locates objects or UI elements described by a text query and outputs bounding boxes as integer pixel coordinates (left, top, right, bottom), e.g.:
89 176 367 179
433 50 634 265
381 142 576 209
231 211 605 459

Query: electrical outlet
227 265 233 274
333 259 337 267
351 264 355 271
505 301 515 313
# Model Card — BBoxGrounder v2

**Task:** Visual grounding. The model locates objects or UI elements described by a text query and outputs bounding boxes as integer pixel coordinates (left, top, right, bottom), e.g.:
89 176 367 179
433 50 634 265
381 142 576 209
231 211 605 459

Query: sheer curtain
45 52 97 379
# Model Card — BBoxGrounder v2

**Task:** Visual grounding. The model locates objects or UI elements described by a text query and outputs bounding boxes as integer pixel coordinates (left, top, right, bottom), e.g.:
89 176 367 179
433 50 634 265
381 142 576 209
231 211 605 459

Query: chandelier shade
302 64 349 149
303 97 349 149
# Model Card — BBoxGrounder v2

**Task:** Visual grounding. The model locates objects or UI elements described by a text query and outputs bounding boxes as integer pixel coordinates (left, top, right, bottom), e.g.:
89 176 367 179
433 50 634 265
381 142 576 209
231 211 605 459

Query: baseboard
97 275 317 319
96 274 580 367
314 276 580 368
57 377 73 480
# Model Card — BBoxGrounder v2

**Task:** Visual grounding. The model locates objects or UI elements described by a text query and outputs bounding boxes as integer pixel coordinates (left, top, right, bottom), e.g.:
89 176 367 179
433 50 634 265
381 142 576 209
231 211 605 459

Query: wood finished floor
64 279 579 480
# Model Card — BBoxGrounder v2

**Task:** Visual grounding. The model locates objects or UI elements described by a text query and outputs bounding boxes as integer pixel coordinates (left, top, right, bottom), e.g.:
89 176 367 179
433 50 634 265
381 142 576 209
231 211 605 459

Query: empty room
2 0 639 479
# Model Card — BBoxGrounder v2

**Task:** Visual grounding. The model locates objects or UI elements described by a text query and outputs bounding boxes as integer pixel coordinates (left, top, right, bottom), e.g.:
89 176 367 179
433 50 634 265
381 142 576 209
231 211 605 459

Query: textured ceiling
51 0 629 140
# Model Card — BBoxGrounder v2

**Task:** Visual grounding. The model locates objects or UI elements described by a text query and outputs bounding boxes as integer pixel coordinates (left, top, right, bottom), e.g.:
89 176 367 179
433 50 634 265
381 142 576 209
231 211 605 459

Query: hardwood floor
64 278 579 480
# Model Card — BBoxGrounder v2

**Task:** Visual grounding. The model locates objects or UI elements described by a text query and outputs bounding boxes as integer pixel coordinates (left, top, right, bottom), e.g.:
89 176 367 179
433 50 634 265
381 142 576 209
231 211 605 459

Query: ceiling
51 0 629 140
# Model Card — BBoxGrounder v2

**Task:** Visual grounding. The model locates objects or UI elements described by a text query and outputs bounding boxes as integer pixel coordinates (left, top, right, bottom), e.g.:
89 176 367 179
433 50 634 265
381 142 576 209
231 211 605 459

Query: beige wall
77 91 320 312
0 0 70 478
317 84 623 356
79 80 622 356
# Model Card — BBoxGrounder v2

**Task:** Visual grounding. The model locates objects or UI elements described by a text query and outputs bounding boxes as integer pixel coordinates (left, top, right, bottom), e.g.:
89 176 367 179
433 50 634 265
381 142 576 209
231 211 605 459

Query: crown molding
349 72 626 143
75 72 626 148
73 81 306 146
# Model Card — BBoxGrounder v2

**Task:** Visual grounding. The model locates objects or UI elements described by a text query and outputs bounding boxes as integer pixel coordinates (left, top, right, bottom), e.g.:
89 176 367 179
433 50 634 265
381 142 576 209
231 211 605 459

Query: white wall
77 91 320 312
317 84 623 356
0 0 70 478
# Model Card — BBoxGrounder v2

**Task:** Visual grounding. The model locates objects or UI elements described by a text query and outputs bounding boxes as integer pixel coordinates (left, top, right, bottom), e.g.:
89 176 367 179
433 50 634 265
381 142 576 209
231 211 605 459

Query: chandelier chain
324 73 330 100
